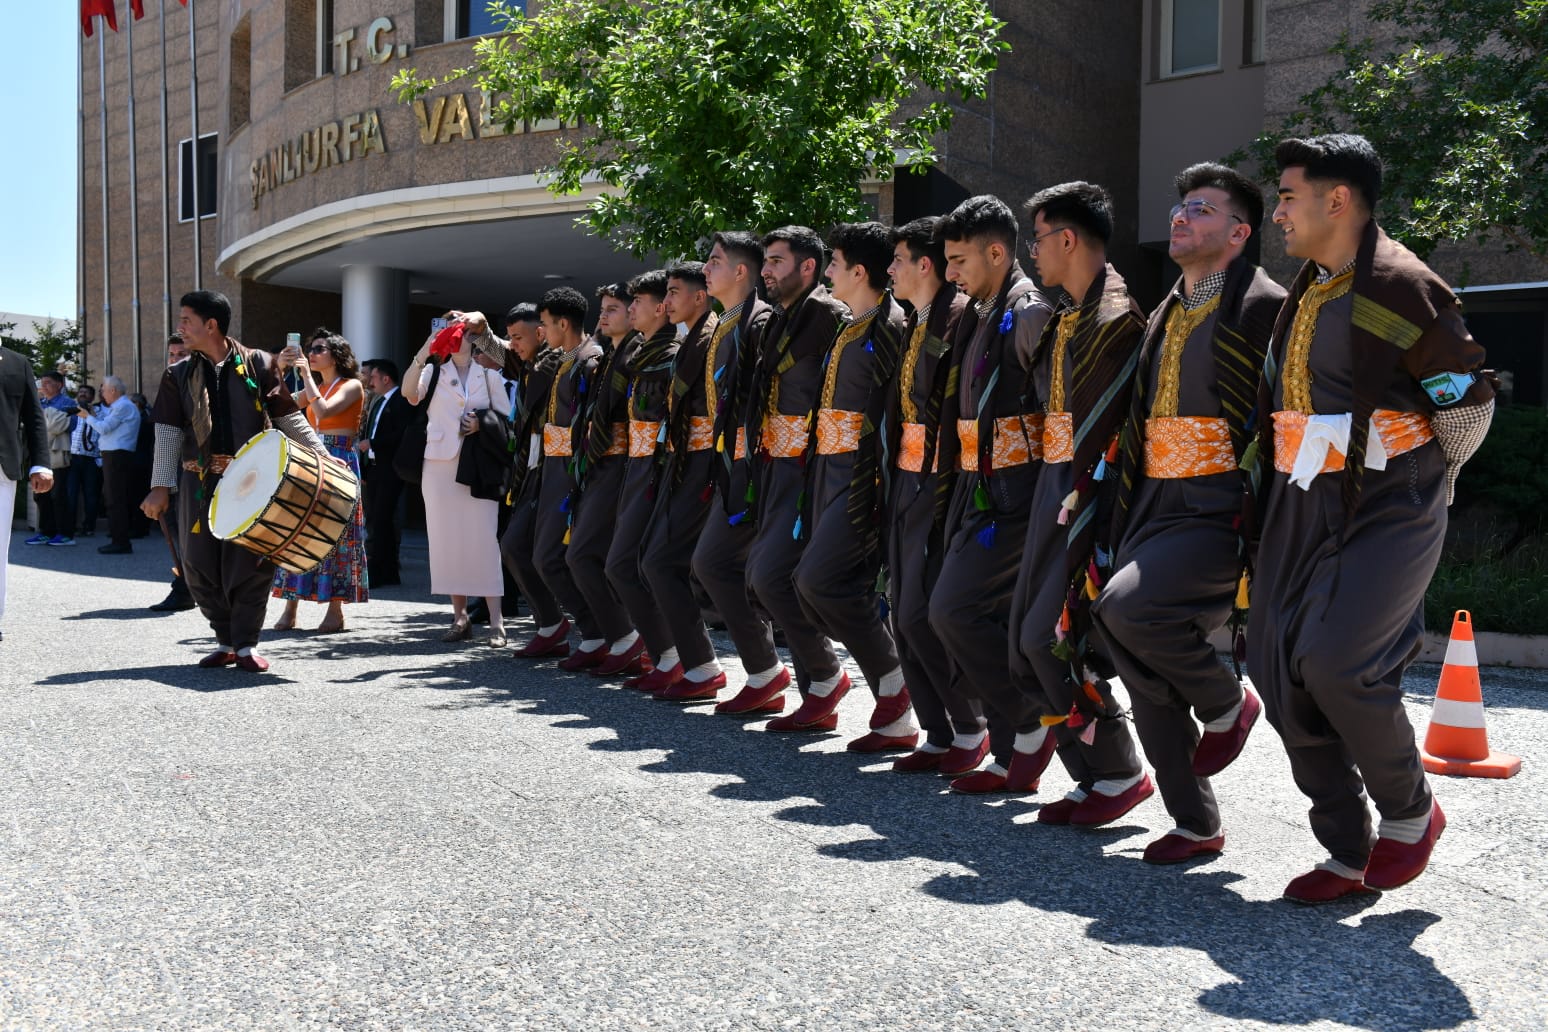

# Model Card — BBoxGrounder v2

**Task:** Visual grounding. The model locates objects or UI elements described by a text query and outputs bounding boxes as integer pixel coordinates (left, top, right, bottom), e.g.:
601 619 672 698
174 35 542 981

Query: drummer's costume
638 309 734 698
885 283 981 767
1089 257 1283 860
1248 222 1492 900
787 292 911 740
271 377 369 605
149 338 324 663
601 323 683 681
1010 264 1150 823
688 295 787 713
928 266 1057 787
566 330 646 673
743 285 849 727
534 340 606 662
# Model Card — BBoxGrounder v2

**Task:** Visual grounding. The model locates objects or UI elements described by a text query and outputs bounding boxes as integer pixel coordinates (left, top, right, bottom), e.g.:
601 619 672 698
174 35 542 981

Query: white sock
1164 826 1219 842
877 667 904 698
809 671 843 698
683 660 722 683
538 622 562 637
1091 772 1145 797
608 630 640 655
1316 858 1367 881
236 646 252 657
981 762 1008 778
1063 787 1090 804
746 663 784 688
917 743 949 755
580 638 605 652
1013 728 1049 754
657 647 680 669
1378 811 1432 845
1203 695 1245 734
874 716 917 737
951 730 987 751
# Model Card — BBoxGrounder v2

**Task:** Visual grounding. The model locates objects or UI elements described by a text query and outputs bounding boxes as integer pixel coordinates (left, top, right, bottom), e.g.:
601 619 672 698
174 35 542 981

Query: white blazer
420 361 511 462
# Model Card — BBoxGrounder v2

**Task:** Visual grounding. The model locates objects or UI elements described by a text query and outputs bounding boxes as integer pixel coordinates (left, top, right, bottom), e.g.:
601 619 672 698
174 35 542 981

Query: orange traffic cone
1420 610 1521 778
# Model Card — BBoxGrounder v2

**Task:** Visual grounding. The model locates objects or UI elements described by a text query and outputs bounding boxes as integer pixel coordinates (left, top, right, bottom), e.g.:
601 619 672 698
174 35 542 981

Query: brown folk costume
688 298 782 676
1248 222 1492 871
534 340 605 640
927 266 1055 765
498 346 566 629
1010 263 1146 787
791 292 907 696
1090 257 1284 837
150 340 302 652
744 284 848 693
603 323 684 662
884 283 981 749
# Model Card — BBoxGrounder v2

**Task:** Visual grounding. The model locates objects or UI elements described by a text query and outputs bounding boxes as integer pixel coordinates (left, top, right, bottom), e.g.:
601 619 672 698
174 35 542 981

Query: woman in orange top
271 330 370 632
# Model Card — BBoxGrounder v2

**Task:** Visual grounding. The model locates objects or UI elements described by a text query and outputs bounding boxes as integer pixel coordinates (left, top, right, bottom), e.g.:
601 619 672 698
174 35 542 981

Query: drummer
141 290 327 673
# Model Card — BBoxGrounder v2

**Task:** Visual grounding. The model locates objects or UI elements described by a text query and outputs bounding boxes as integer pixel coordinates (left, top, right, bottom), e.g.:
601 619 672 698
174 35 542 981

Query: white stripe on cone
1431 696 1488 730
1444 636 1478 668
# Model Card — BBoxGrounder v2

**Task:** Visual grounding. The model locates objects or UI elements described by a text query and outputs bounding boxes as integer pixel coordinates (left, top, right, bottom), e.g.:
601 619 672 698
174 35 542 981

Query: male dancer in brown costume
1011 182 1151 825
688 232 790 715
1090 164 1284 864
787 222 914 749
142 289 325 672
927 196 1058 791
1252 134 1492 903
744 226 849 731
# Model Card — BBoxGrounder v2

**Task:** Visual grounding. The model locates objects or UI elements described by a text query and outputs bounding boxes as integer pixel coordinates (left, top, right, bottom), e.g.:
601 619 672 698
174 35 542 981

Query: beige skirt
421 456 502 598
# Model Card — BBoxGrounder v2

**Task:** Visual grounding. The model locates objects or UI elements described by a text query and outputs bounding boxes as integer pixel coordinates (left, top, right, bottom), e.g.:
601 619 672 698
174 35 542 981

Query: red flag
130 0 144 18
81 0 117 37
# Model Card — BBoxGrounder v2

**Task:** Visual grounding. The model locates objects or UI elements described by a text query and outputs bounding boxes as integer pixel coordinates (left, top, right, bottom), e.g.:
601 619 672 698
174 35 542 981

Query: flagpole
186 0 201 290
98 26 113 376
77 20 87 375
158 0 171 344
127 7 144 390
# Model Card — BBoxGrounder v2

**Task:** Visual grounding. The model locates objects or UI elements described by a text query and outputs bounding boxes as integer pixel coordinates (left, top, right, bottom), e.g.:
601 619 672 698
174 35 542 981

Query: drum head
209 430 289 540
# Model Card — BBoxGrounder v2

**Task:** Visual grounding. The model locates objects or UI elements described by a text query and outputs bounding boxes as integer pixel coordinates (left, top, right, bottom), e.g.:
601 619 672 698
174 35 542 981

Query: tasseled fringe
973 483 990 512
1057 489 1079 524
791 515 803 540
1235 572 1250 610
191 519 201 535
559 495 571 514
976 520 996 549
729 510 748 526
1054 604 1071 642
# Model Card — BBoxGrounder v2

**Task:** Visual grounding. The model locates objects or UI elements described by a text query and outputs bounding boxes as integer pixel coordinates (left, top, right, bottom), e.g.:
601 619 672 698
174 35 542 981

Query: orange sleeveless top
308 378 363 435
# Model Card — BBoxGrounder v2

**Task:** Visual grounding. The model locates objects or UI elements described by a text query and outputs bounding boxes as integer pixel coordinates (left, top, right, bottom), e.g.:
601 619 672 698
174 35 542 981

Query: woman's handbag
392 359 441 485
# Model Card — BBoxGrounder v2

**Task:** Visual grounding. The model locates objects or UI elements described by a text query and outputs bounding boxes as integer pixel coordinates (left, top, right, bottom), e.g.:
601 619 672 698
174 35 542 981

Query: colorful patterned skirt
271 435 370 604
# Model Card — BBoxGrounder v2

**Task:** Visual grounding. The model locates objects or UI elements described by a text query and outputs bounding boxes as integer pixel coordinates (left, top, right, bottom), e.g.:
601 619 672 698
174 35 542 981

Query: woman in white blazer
403 324 513 646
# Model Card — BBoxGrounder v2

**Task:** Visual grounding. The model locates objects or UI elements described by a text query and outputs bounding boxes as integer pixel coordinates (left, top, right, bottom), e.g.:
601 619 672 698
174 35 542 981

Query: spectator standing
27 371 75 546
358 358 411 587
63 385 101 541
149 333 197 612
83 376 142 555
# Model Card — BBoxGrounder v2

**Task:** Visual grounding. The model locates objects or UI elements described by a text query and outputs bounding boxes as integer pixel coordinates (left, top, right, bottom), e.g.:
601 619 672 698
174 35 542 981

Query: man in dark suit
359 358 412 586
1 346 54 641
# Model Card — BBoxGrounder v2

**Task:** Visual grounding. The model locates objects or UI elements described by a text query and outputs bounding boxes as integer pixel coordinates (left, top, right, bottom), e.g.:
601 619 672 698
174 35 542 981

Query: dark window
459 0 526 38
179 134 218 221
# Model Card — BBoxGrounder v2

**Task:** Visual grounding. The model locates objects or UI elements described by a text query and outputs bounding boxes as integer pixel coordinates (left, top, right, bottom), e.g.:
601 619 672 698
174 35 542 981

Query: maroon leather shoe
783 672 851 728
1142 832 1225 865
949 768 1010 794
938 736 990 778
1364 800 1447 891
515 619 572 659
766 710 839 733
592 637 650 677
197 649 237 668
1037 797 1081 825
846 730 919 753
868 686 912 730
1070 774 1155 826
557 645 606 672
892 748 946 773
1192 687 1262 777
714 668 791 715
1284 868 1378 905
1005 733 1059 792
234 652 271 673
658 671 727 702
628 663 682 692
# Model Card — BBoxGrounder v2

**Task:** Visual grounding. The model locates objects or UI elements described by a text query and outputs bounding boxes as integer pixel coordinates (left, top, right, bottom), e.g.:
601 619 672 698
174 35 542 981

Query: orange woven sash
1143 416 1235 479
688 416 746 458
600 422 628 458
542 423 572 457
957 414 1045 472
1042 412 1073 465
629 420 661 458
762 413 808 460
897 422 939 473
815 409 864 456
1272 409 1434 475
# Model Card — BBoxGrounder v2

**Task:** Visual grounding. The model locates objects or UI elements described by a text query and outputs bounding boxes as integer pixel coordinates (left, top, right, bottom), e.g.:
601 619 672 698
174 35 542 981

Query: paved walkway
2 530 1546 1030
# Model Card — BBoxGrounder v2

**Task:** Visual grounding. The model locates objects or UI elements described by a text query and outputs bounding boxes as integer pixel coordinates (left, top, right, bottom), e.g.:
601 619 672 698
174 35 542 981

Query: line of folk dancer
139 134 1494 904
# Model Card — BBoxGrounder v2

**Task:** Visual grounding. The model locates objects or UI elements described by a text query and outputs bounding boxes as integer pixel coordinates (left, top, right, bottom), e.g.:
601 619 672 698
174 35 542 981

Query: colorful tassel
1093 458 1108 482
976 521 996 549
1235 572 1250 610
999 310 1014 334
1039 714 1067 727
191 520 201 534
1238 439 1259 472
791 515 802 540
973 483 990 511
863 338 874 353
699 483 714 502
1084 574 1098 600
729 510 748 526
562 528 571 544
1062 489 1080 510
1079 722 1098 746
559 495 571 514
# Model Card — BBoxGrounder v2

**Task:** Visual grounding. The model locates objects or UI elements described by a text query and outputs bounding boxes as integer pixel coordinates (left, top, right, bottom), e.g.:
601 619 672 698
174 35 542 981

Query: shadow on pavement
33 663 297 691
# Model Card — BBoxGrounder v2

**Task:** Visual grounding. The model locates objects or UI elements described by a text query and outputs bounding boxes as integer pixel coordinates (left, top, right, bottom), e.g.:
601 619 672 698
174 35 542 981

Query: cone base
1422 750 1522 779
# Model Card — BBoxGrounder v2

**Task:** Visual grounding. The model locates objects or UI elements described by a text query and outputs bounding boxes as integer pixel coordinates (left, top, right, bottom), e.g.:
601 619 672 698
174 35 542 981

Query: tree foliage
1243 0 1548 263
393 0 1005 259
0 319 88 386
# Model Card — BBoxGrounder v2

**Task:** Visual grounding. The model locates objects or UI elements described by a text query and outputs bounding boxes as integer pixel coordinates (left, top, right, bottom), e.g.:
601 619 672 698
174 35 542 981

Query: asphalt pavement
2 528 1546 1031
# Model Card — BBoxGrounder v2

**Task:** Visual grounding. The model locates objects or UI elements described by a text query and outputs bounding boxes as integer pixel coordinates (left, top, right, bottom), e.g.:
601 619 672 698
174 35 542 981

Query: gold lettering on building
334 17 409 76
411 91 579 146
249 110 387 207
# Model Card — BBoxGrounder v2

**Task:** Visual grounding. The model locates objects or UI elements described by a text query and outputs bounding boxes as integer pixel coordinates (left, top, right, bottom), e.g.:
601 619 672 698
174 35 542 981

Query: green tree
392 0 1005 259
0 318 88 386
1243 0 1548 263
